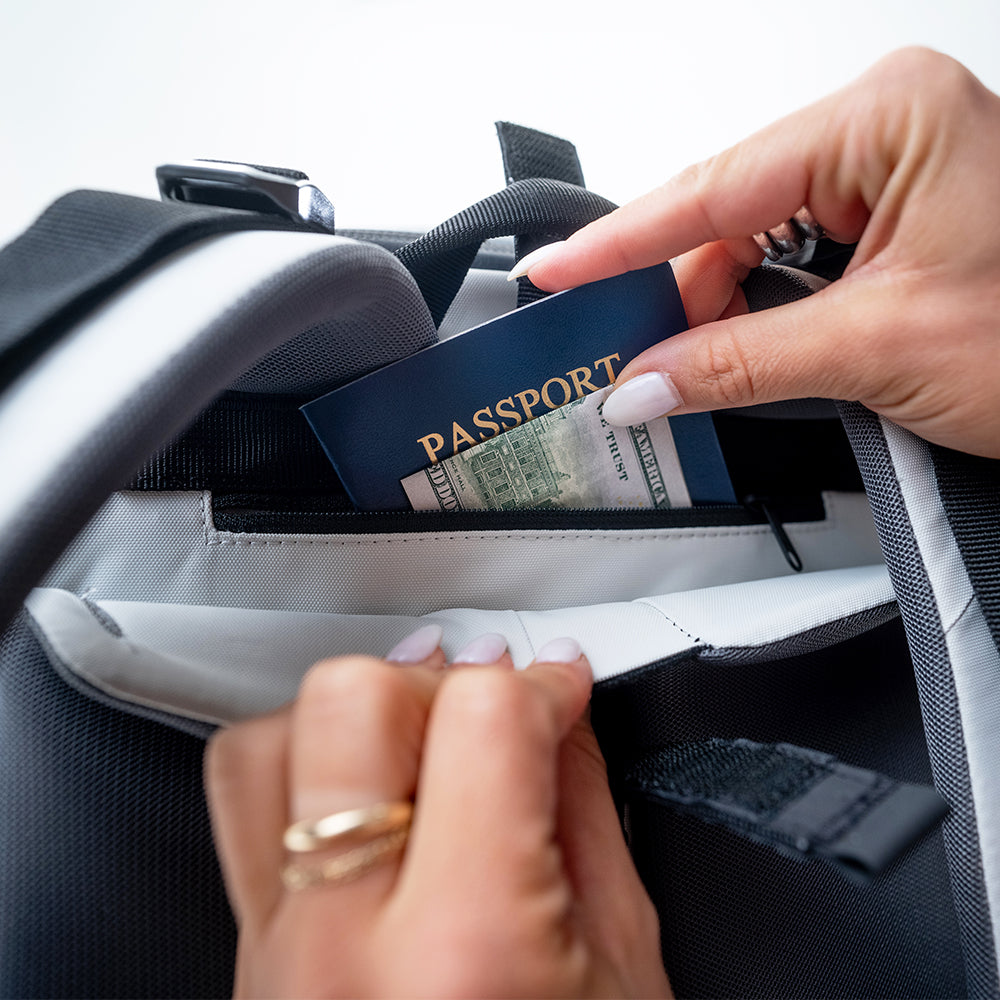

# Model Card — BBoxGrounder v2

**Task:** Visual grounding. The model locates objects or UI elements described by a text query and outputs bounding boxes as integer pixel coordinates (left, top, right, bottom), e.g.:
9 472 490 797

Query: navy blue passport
302 263 736 510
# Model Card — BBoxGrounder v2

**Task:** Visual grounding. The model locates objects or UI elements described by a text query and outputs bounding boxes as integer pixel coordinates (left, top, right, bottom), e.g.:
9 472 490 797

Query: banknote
400 388 693 512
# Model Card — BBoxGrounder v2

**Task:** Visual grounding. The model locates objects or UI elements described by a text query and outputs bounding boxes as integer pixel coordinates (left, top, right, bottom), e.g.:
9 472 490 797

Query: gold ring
281 826 410 891
283 800 413 853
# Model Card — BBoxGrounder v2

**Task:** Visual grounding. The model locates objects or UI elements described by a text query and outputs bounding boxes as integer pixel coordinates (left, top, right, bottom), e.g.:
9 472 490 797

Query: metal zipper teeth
210 499 824 536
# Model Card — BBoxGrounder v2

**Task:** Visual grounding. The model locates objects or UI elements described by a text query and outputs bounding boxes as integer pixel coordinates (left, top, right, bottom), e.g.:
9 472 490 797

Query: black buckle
155 160 335 232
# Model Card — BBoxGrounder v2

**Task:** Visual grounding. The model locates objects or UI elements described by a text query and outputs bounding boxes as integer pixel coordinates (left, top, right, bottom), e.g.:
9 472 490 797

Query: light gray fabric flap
26 564 895 727
44 490 884 617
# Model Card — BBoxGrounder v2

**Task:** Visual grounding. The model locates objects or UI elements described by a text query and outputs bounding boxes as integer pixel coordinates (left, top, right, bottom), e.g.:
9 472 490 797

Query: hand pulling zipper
743 495 804 573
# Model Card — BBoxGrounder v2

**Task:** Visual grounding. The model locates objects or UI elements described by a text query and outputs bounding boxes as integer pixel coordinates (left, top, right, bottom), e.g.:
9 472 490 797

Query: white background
1 0 998 247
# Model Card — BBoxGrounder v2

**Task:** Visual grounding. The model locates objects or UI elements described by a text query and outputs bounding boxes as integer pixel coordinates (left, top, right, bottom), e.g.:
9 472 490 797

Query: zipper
742 495 804 572
211 493 822 570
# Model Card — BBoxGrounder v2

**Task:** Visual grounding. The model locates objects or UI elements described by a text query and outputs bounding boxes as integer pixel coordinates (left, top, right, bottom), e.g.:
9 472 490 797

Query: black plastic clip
156 160 335 232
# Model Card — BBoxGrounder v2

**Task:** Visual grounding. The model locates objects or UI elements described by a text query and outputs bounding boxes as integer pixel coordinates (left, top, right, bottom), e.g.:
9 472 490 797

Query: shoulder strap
839 403 1000 996
0 228 433 632
0 191 305 391
929 445 1000 656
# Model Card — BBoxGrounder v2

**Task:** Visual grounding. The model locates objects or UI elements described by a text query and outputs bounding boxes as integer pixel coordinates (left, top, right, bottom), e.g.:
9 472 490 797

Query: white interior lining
43 490 884 617
438 267 518 339
26 564 894 727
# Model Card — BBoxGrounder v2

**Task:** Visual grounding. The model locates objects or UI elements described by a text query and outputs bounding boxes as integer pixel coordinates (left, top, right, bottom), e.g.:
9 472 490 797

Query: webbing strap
495 121 586 187
625 738 949 882
395 178 616 326
495 123 589 309
0 191 304 390
929 445 1000 657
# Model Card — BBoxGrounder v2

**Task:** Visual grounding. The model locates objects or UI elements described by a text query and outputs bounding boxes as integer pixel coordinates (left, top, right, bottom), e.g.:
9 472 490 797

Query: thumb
600 273 899 424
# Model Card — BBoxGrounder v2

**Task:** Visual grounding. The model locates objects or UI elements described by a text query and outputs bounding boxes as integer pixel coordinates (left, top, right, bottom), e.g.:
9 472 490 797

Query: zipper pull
744 495 804 573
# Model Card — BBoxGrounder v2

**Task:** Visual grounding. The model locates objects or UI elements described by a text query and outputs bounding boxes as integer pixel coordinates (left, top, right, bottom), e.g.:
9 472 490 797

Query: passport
301 263 736 510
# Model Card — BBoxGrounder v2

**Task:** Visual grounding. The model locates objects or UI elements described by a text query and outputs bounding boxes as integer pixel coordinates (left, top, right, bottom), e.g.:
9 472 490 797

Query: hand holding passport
302 263 734 511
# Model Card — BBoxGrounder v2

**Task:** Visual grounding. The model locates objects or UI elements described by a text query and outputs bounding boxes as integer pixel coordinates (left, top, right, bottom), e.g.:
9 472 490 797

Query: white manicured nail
507 241 566 281
387 624 443 663
534 637 583 663
452 633 508 665
600 372 682 426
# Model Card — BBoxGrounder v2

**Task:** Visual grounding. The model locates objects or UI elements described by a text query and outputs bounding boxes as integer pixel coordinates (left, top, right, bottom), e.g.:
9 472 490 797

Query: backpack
1 123 997 999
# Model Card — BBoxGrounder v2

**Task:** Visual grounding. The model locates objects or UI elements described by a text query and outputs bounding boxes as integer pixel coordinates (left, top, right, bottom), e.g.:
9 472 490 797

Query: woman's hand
516 47 1000 459
205 629 671 999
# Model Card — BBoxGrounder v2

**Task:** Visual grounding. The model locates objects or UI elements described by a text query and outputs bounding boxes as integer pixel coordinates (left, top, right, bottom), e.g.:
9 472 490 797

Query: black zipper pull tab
744 495 804 573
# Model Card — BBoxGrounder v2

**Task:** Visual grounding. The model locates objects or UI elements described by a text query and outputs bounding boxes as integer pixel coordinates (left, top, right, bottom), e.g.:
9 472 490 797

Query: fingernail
387 624 443 663
507 240 565 281
600 371 682 426
452 632 508 665
534 637 583 663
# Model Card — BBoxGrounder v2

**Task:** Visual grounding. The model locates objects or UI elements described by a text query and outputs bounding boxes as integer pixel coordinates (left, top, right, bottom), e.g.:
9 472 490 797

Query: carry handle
0 191 306 394
394 178 617 327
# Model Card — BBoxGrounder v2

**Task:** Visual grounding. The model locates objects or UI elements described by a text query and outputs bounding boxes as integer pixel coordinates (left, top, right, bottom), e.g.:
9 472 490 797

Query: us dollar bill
400 388 692 512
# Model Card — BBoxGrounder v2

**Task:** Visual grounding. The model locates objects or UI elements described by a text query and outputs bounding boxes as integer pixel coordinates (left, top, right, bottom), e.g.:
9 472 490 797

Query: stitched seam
201 525 825 547
509 611 537 659
943 591 979 638
200 491 847 547
633 597 702 644
810 775 895 847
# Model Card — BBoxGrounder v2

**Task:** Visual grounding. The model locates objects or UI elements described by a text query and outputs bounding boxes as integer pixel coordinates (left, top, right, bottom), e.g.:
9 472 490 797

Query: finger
671 240 755 328
386 623 447 669
556 719 670 996
450 632 515 670
556 719 643 910
524 71 889 292
399 641 592 909
205 708 291 931
601 264 956 425
285 654 441 910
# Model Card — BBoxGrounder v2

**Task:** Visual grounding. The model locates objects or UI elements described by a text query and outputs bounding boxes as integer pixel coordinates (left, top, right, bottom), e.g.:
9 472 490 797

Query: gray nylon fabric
40 490 884 618
228 246 436 394
839 402 997 997
24 564 895 728
701 601 901 664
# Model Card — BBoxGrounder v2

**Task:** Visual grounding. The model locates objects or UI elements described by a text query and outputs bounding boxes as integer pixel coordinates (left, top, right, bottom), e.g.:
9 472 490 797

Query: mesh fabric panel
742 264 817 311
591 618 966 998
227 249 436 394
0 616 235 999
